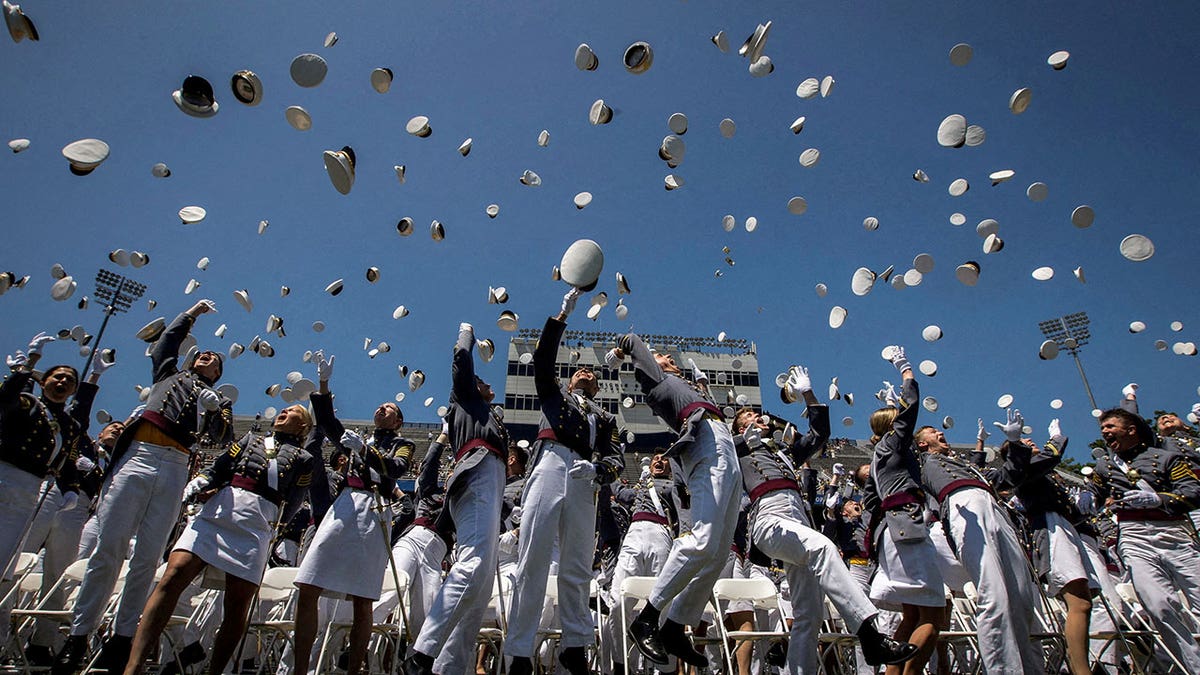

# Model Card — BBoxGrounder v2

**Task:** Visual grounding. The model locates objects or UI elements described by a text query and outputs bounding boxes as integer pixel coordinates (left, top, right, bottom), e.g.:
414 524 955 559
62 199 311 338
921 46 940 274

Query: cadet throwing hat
173 76 219 118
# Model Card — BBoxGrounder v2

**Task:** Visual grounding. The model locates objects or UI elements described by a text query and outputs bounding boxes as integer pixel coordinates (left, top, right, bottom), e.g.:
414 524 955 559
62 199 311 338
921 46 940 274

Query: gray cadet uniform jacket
921 451 999 508
862 377 923 555
0 368 84 489
733 404 831 505
446 326 510 495
204 430 317 527
614 473 690 536
533 317 624 482
111 312 233 467
408 438 455 547
618 332 723 455
1092 442 1200 522
993 435 1088 579
310 389 416 497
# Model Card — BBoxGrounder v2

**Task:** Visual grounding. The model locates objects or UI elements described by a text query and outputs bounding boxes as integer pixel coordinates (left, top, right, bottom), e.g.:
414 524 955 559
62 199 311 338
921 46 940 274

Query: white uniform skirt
295 488 389 600
870 527 947 610
174 486 278 584
1045 511 1099 597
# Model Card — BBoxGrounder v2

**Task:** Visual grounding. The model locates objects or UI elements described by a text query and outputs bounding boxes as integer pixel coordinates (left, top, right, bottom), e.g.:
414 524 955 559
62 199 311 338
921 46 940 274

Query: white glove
604 348 623 368
441 418 450 436
788 365 812 396
882 381 899 408
560 288 581 317
688 358 708 384
89 351 116 378
569 461 598 482
27 332 54 356
741 424 764 449
1048 418 1062 438
509 506 523 525
1122 383 1139 399
6 350 27 369
76 455 96 473
1192 402 1200 417
977 418 990 442
993 408 1024 442
197 388 222 412
59 491 79 512
459 322 474 336
1118 488 1162 509
340 430 365 452
316 351 335 382
888 346 911 374
832 462 846 476
183 476 210 502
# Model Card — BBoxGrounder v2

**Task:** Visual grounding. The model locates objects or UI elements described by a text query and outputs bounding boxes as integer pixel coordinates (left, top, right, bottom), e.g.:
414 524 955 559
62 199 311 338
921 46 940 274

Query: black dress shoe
51 635 89 675
404 650 435 675
627 616 670 665
860 635 918 666
25 644 54 667
508 656 533 675
659 620 707 668
97 634 133 673
558 647 588 675
161 641 207 675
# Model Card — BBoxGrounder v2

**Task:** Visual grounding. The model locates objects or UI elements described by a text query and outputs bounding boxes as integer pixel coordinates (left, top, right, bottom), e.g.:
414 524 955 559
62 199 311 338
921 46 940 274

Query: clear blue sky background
2 1 1198 462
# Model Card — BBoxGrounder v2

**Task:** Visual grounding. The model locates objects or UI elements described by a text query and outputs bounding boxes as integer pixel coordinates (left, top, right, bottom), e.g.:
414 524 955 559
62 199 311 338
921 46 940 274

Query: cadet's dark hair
1099 407 1154 445
40 365 79 383
507 441 528 467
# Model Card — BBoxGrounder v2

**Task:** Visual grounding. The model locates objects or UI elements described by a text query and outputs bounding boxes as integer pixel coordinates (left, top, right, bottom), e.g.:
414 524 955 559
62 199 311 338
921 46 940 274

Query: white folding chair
315 569 409 674
617 576 658 674
711 577 790 675
244 566 300 675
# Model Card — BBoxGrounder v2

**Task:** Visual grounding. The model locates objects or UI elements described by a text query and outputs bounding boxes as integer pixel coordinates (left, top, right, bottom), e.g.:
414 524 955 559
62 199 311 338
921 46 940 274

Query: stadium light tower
1038 311 1098 410
83 269 146 375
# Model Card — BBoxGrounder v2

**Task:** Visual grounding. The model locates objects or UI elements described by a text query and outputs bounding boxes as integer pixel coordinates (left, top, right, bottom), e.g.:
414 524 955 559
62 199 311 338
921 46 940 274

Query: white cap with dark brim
323 146 355 195
230 70 263 106
173 75 219 118
560 239 604 291
3 1 38 42
406 116 432 137
949 43 972 66
623 42 653 74
1120 234 1154 262
285 106 312 131
574 43 598 71
290 53 328 87
8 138 29 153
179 206 207 224
62 139 110 175
370 68 393 93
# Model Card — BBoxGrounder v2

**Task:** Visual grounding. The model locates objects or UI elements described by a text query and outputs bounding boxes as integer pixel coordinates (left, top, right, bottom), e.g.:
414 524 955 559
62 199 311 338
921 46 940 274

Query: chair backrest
13 551 38 576
712 577 781 611
620 576 659 601
62 558 90 582
258 566 299 603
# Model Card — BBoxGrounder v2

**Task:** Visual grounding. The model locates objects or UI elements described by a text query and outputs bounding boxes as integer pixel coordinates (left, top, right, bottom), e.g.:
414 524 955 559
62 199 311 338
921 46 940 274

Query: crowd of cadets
1 294 1199 675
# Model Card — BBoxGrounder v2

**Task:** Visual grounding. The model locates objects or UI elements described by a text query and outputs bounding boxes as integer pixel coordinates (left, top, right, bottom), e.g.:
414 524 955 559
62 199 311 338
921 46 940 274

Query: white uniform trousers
507 441 598 656
76 512 101 560
648 419 742 625
0 461 43 580
70 441 190 637
752 490 878 675
23 482 88 648
414 453 504 675
944 488 1042 675
0 461 45 646
1118 520 1200 672
604 520 672 667
371 525 448 635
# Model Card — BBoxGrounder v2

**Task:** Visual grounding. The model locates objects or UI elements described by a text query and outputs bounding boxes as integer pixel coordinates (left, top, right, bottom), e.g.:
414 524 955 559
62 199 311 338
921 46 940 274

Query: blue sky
2 1 1198 461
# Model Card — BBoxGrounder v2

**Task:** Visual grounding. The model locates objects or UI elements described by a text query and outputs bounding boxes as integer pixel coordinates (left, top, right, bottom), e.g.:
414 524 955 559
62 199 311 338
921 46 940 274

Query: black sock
637 603 661 625
856 618 881 641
